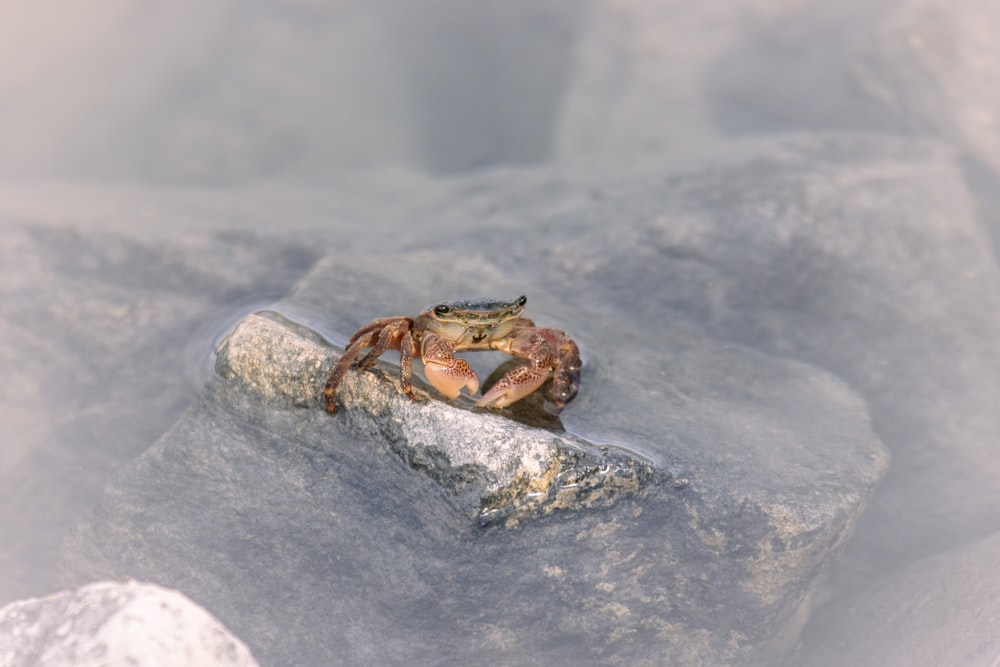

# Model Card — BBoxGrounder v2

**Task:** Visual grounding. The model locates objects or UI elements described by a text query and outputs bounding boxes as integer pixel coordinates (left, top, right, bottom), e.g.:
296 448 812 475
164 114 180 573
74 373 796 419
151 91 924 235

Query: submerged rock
0 580 259 667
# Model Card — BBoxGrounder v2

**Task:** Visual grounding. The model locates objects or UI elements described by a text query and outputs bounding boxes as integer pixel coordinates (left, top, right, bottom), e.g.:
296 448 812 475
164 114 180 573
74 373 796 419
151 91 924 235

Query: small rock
0 580 259 667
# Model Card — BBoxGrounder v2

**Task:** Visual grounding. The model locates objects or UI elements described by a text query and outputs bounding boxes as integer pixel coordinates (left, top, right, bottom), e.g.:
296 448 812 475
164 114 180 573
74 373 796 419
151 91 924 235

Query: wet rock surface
4 146 991 665
2 1 1000 665
0 580 259 667
57 177 887 665
0 223 319 604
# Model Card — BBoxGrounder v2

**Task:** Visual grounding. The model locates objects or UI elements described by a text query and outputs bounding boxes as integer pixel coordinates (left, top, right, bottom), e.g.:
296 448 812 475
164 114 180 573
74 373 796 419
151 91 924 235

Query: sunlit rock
0 581 258 667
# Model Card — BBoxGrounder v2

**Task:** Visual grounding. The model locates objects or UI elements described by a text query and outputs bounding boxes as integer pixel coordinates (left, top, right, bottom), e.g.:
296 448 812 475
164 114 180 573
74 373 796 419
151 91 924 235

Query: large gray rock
61 339 882 664
0 580 259 667
443 133 1000 586
58 140 889 664
8 130 991 666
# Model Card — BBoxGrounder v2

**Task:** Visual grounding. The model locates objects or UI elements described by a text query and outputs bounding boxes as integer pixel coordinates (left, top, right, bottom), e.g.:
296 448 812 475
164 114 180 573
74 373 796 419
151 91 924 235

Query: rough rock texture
0 580 259 667
9 136 992 665
216 310 653 524
2 1 999 665
58 220 887 665
561 136 1000 582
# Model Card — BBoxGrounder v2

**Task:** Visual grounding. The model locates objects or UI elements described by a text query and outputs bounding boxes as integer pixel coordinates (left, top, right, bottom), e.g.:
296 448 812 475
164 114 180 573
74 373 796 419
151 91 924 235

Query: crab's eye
434 304 451 316
515 295 527 308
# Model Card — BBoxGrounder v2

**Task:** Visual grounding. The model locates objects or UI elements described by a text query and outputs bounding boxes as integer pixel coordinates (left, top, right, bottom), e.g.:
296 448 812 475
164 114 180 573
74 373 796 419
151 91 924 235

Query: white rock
0 581 259 667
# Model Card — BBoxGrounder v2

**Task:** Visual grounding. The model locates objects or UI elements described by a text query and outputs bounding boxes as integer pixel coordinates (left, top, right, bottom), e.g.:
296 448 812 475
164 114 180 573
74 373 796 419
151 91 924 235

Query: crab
323 295 581 414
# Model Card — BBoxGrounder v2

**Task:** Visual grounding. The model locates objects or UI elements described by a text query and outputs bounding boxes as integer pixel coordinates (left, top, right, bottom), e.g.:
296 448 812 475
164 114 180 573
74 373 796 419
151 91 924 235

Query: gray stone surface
0 223 319 604
0 580 259 667
55 156 888 665
1 0 1000 665
569 135 1000 584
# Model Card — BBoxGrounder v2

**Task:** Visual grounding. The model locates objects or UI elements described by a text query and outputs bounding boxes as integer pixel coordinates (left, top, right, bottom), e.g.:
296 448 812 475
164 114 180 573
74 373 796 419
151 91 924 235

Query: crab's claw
423 358 480 400
475 365 550 409
547 333 581 411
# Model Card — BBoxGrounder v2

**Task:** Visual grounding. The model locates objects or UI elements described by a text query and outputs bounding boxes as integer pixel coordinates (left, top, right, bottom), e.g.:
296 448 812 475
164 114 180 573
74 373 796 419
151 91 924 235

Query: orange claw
423 358 479 399
475 365 549 409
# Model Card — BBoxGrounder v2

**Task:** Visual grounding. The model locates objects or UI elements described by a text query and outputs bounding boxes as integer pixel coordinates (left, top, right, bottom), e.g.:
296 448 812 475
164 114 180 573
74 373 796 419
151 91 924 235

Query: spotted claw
475 365 549 409
423 358 480 400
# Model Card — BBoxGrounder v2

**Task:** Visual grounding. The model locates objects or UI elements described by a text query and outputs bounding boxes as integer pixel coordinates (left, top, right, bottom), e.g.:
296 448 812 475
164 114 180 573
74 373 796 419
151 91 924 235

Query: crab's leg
421 332 480 399
346 316 404 347
356 318 412 369
323 325 382 413
323 317 413 413
534 327 582 410
357 319 420 398
476 326 556 409
399 329 416 398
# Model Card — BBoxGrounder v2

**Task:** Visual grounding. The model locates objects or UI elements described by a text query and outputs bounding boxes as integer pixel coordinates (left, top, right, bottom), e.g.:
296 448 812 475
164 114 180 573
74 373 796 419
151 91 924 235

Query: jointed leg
324 317 412 413
356 319 410 369
398 330 415 398
324 328 379 413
